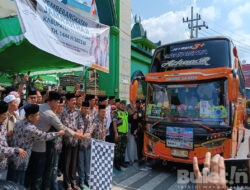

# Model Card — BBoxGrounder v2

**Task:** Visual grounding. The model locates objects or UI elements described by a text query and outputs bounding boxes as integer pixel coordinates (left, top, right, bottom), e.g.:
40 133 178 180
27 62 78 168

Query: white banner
15 0 110 73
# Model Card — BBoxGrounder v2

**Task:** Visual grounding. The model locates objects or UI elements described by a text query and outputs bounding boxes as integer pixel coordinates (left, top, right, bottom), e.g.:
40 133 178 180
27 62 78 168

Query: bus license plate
171 149 188 158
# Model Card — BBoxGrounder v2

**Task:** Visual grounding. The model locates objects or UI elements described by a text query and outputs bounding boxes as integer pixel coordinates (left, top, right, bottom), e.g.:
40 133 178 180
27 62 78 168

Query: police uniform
113 101 129 167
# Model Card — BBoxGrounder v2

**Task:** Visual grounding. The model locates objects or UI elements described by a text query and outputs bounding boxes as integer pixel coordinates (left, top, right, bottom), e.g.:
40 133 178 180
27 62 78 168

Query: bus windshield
151 39 230 72
147 79 229 126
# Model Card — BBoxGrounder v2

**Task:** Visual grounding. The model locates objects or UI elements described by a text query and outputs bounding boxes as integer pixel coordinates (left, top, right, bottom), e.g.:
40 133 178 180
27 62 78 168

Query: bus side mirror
130 79 139 103
228 74 239 102
233 47 238 58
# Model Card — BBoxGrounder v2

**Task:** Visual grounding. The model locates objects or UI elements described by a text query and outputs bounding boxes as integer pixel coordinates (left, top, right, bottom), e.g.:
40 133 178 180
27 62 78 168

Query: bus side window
237 69 245 96
151 58 161 73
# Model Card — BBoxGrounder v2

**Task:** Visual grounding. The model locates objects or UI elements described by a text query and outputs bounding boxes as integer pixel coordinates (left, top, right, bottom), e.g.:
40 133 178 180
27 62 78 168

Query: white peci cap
3 95 17 103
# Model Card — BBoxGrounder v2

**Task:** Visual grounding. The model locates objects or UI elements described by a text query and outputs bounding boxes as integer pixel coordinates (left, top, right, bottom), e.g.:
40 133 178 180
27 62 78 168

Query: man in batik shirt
86 94 98 125
99 96 111 142
78 101 91 188
0 101 26 180
25 91 83 190
90 104 107 140
8 104 64 186
61 93 89 190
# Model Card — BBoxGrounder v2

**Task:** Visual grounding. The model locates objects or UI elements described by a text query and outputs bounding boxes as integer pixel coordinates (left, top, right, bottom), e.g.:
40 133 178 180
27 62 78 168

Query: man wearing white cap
3 95 19 138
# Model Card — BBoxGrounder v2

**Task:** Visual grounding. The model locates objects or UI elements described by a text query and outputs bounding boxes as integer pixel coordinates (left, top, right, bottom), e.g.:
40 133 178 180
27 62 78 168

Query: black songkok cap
115 98 120 103
48 91 61 101
24 104 39 116
0 101 8 115
98 95 108 102
98 104 106 110
86 94 95 101
82 101 89 107
65 93 75 100
28 90 37 96
109 96 115 100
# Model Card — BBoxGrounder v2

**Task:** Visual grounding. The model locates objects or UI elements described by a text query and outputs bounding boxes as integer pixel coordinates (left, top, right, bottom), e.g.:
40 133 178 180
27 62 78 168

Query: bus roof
155 36 231 50
150 36 234 72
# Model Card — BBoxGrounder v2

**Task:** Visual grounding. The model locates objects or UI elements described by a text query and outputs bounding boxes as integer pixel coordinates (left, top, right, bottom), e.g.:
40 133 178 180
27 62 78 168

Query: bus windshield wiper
150 116 214 132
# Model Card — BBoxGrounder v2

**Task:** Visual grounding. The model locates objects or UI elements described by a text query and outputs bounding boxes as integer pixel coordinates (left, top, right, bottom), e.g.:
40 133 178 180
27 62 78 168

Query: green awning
0 16 81 73
0 16 24 53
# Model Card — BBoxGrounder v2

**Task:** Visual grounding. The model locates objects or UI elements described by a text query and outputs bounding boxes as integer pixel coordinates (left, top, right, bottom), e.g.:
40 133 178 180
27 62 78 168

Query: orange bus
131 37 247 164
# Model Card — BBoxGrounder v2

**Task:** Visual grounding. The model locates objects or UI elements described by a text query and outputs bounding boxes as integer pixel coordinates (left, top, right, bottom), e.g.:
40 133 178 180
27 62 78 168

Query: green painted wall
131 59 149 75
131 47 152 76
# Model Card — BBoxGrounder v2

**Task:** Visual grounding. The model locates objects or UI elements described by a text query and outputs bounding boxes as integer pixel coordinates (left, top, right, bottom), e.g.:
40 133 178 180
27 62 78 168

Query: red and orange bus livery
131 37 247 164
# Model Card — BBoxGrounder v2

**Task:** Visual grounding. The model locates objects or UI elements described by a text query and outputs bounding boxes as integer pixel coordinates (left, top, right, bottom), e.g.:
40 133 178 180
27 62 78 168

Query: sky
131 0 250 63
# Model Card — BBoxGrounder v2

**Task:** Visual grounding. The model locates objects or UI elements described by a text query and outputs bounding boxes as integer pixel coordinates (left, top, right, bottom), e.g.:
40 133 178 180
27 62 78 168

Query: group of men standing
0 83 141 190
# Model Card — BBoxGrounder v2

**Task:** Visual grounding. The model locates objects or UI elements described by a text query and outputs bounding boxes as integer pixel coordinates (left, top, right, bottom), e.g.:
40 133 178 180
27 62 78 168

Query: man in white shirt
19 90 37 120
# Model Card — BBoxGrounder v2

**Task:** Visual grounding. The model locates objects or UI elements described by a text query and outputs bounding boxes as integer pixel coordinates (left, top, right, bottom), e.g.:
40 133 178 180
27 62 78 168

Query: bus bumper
144 131 231 164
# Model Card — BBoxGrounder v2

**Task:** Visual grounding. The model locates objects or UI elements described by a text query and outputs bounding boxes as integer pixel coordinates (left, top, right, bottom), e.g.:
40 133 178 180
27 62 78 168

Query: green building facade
130 16 159 81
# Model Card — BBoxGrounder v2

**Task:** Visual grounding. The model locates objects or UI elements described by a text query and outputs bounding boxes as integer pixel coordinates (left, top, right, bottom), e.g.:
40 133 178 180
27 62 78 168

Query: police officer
113 100 129 169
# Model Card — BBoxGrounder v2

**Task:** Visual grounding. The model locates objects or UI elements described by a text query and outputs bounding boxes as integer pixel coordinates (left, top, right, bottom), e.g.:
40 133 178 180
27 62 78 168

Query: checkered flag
89 139 115 190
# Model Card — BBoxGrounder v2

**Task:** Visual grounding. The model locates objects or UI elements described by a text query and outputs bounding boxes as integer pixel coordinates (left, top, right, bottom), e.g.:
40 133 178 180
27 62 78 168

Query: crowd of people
0 75 244 190
0 76 146 190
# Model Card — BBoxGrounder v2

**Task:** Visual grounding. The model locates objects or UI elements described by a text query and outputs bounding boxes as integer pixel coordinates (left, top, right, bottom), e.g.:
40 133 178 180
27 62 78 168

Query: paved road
112 160 194 190
57 130 250 189
112 129 250 190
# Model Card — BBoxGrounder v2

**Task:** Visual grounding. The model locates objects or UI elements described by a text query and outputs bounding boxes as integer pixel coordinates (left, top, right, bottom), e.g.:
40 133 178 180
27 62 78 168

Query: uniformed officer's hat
120 100 126 105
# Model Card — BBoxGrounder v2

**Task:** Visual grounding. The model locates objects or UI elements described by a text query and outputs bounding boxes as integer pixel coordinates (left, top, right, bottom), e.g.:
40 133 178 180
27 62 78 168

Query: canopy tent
0 16 82 74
